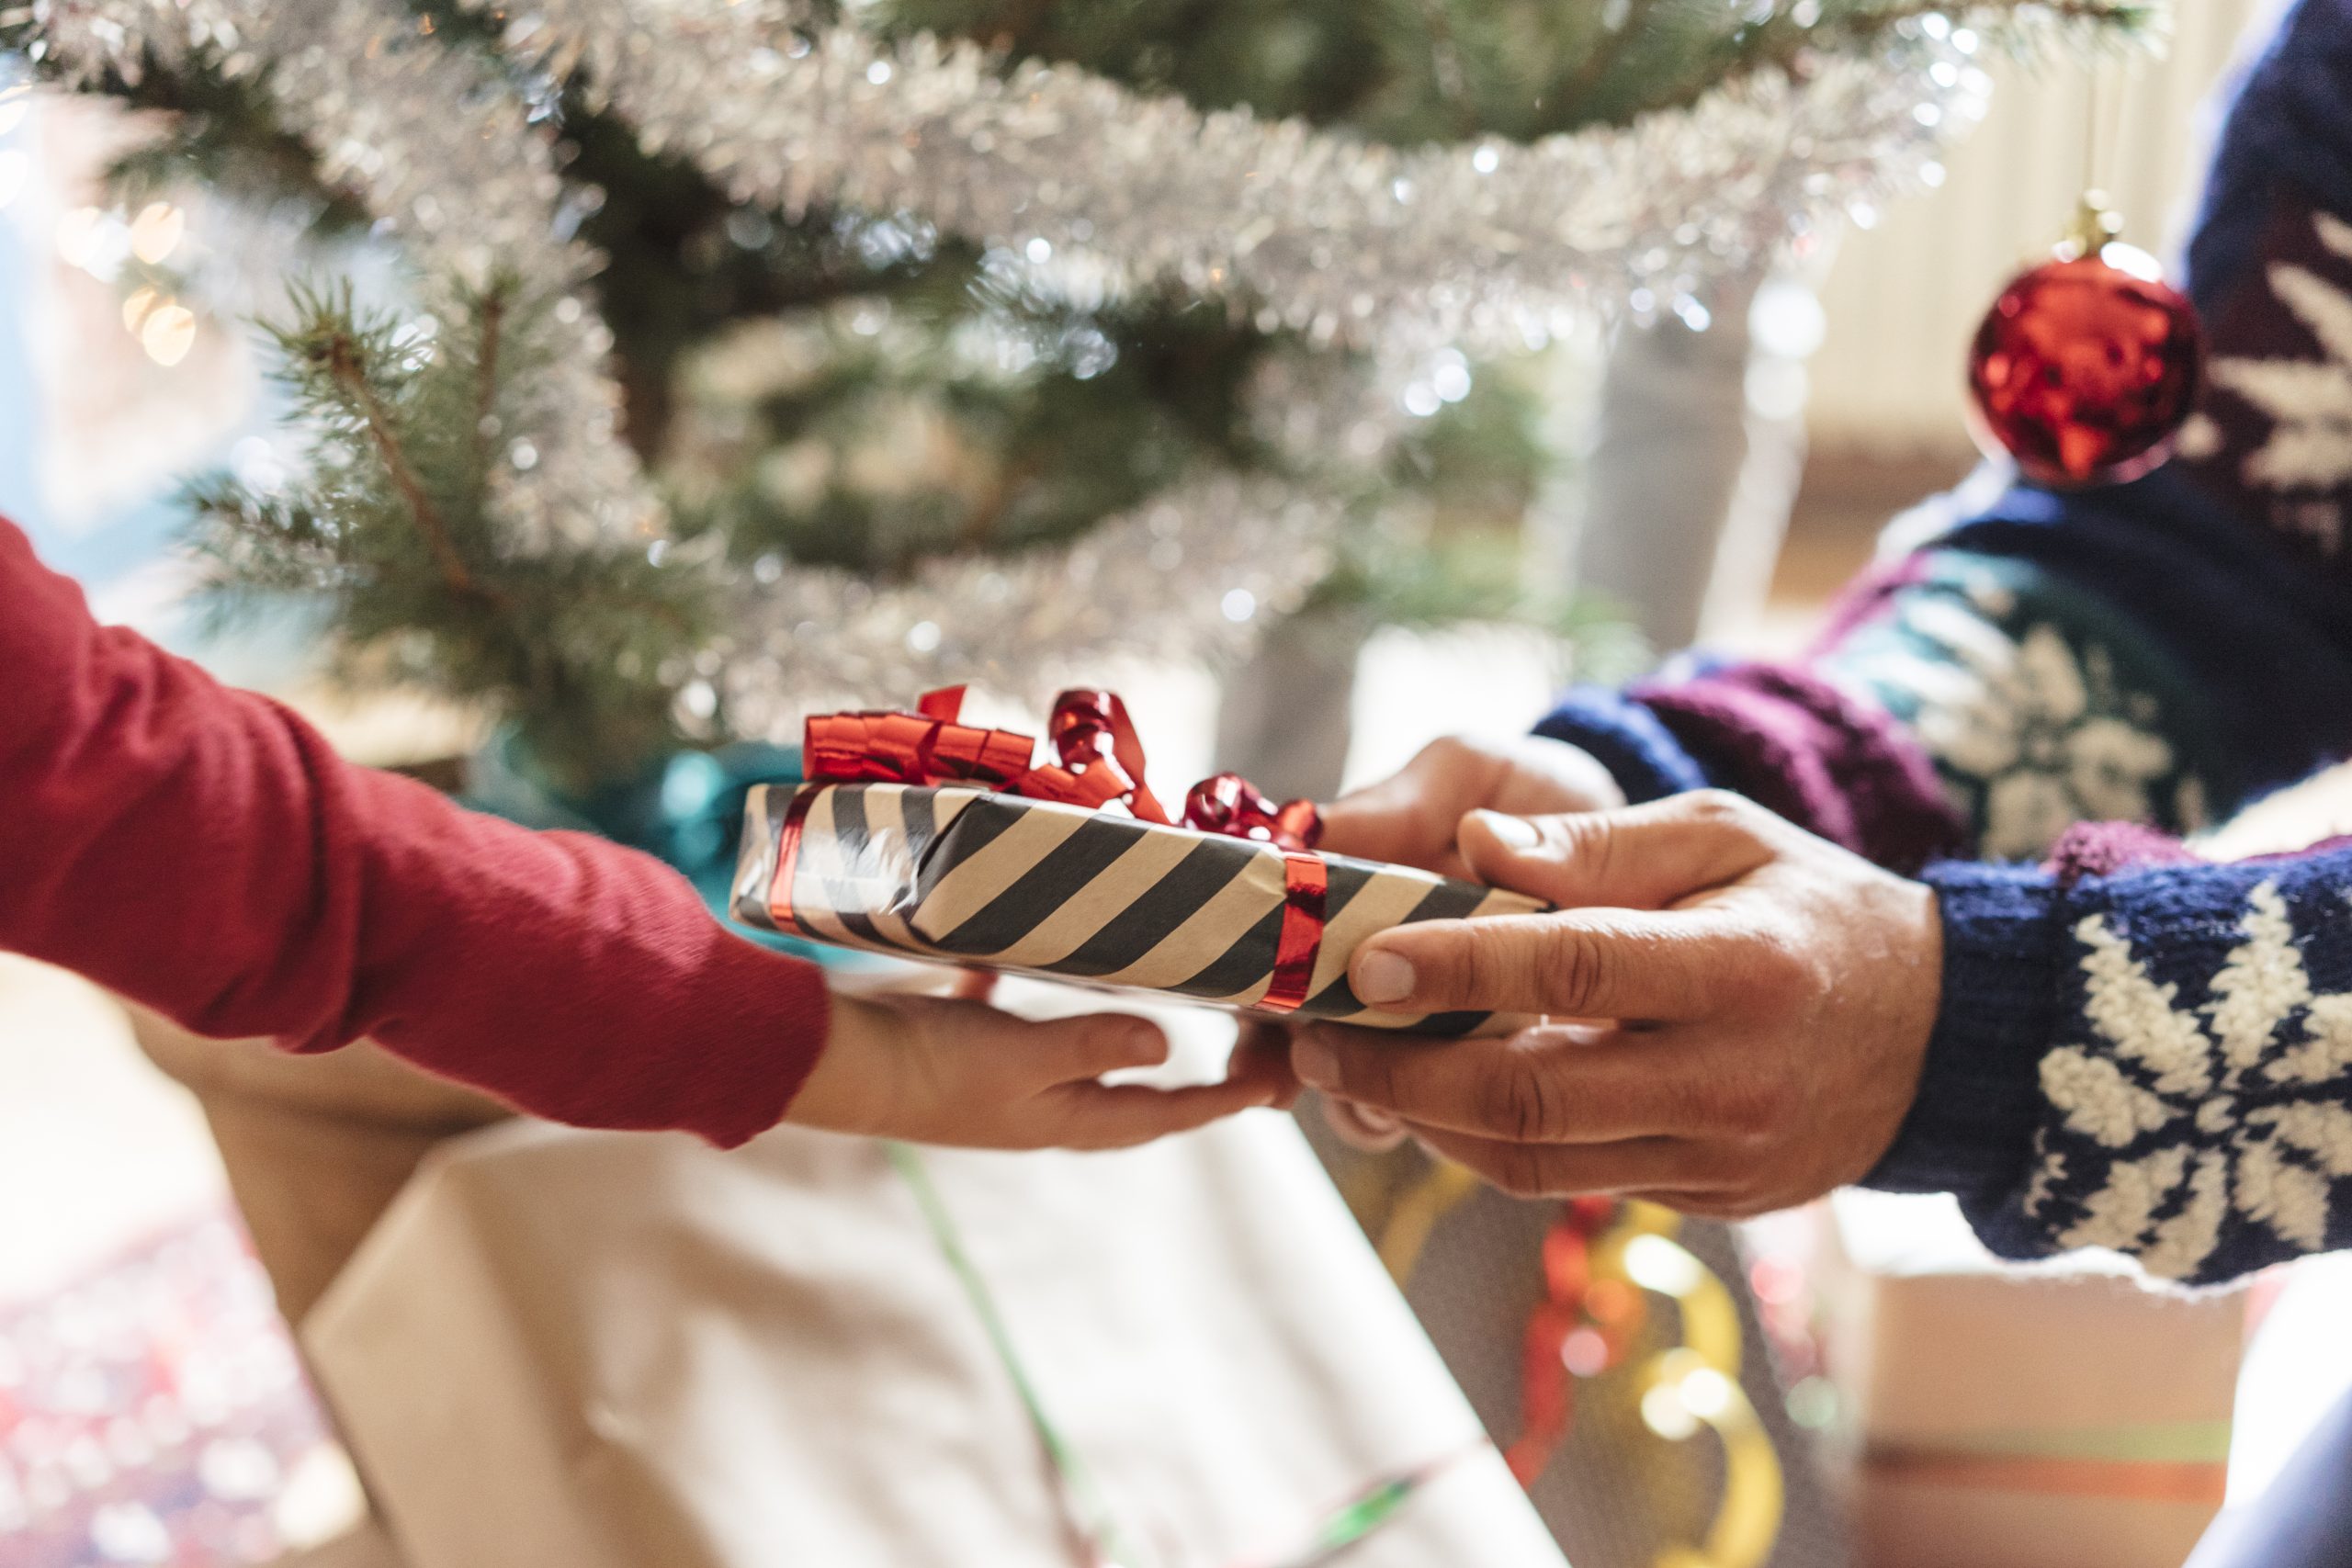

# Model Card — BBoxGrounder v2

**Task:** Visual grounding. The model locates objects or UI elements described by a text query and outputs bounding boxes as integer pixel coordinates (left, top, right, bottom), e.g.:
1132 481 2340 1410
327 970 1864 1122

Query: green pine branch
184 279 712 790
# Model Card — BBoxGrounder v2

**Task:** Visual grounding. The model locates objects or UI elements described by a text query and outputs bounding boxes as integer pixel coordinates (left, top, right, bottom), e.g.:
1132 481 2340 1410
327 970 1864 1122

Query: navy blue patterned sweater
1538 0 2352 1286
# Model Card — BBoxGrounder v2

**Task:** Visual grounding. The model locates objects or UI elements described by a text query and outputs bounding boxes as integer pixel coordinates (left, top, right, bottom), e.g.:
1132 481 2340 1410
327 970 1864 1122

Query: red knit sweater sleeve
0 520 831 1146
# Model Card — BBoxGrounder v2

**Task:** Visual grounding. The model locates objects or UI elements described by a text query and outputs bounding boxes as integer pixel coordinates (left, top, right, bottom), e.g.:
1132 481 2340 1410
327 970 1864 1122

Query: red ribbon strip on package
1261 852 1329 1014
766 786 821 933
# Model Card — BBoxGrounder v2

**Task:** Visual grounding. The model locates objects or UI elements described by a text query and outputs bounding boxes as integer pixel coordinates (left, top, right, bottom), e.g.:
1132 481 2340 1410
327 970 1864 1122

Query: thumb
1454 791 1778 909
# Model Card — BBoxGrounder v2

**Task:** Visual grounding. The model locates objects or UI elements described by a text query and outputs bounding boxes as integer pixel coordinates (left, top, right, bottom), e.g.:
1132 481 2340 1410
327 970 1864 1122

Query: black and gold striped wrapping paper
732 783 1544 1035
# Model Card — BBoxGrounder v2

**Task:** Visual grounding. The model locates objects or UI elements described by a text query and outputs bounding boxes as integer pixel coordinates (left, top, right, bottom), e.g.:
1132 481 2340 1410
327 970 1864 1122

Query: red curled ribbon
803 686 1322 851
786 687 1329 1008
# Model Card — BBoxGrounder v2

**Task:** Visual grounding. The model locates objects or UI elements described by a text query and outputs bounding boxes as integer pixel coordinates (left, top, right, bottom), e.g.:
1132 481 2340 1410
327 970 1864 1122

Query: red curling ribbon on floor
1505 1196 1634 1484
1261 852 1330 1014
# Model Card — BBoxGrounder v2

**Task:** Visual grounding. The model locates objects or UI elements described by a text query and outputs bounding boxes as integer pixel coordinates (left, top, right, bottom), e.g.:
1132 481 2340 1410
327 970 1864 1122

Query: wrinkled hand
1290 792 1942 1215
794 974 1294 1150
1306 732 1624 1148
1320 734 1625 881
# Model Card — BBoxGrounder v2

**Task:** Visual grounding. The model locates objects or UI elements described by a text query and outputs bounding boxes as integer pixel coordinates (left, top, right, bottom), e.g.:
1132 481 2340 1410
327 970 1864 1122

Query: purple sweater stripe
1803 552 1934 657
2041 821 2200 889
1631 664 1966 873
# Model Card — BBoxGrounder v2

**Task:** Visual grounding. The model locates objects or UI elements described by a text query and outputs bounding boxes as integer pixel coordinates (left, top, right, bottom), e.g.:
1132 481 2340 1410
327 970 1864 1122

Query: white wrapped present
302 1051 1565 1568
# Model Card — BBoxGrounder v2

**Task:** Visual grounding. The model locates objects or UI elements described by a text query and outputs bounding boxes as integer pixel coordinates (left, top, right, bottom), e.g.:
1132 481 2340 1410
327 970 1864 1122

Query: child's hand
789 981 1295 1149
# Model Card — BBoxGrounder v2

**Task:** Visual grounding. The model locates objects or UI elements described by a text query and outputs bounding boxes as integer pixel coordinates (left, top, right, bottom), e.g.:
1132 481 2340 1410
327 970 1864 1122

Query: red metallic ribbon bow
798 687 1329 1011
805 686 1323 852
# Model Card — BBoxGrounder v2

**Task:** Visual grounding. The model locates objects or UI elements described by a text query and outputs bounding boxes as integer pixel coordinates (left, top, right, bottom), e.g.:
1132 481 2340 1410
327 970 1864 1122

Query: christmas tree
12 0 2148 791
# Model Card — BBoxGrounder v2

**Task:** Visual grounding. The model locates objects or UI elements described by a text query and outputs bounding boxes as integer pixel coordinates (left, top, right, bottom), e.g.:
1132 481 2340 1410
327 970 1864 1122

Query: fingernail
1474 809 1540 850
1292 1033 1340 1089
1354 949 1416 1005
1123 1021 1164 1060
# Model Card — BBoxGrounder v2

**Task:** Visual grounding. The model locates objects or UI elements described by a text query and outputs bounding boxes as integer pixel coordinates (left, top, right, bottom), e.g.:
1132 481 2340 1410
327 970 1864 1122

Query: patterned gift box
732 781 1543 1035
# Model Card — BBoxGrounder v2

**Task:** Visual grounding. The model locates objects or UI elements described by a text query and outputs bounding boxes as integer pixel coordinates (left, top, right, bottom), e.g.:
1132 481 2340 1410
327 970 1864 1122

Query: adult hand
1288 791 1942 1215
1306 732 1623 1148
795 975 1295 1150
1319 733 1625 881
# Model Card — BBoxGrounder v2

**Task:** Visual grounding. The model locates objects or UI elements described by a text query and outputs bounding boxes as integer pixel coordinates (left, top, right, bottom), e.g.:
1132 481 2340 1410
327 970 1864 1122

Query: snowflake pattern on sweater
1530 0 2352 1287
2005 864 2352 1285
1820 559 2213 862
2177 205 2352 556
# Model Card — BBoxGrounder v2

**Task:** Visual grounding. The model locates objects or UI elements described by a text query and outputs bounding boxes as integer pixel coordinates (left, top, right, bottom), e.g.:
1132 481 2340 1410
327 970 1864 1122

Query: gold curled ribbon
1608 1204 1784 1568
1377 1180 1787 1568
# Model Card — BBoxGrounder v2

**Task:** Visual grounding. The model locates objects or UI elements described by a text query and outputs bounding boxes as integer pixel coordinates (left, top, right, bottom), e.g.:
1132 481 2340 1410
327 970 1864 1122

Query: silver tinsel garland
21 0 1348 716
460 0 2033 716
707 471 1347 731
28 0 654 554
488 0 2009 361
17 0 2118 727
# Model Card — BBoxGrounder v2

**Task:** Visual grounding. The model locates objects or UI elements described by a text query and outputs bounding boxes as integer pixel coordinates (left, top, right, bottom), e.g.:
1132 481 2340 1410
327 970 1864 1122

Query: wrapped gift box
1822 1193 2245 1568
733 778 1541 1033
728 685 1544 1034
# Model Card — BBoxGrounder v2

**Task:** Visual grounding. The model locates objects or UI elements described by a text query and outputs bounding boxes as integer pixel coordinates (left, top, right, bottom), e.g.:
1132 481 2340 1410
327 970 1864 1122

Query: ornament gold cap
2058 191 2125 261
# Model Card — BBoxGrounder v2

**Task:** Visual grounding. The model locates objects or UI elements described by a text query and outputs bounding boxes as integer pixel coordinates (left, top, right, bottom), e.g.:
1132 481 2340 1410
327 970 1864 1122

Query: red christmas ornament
1965 220 2205 487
